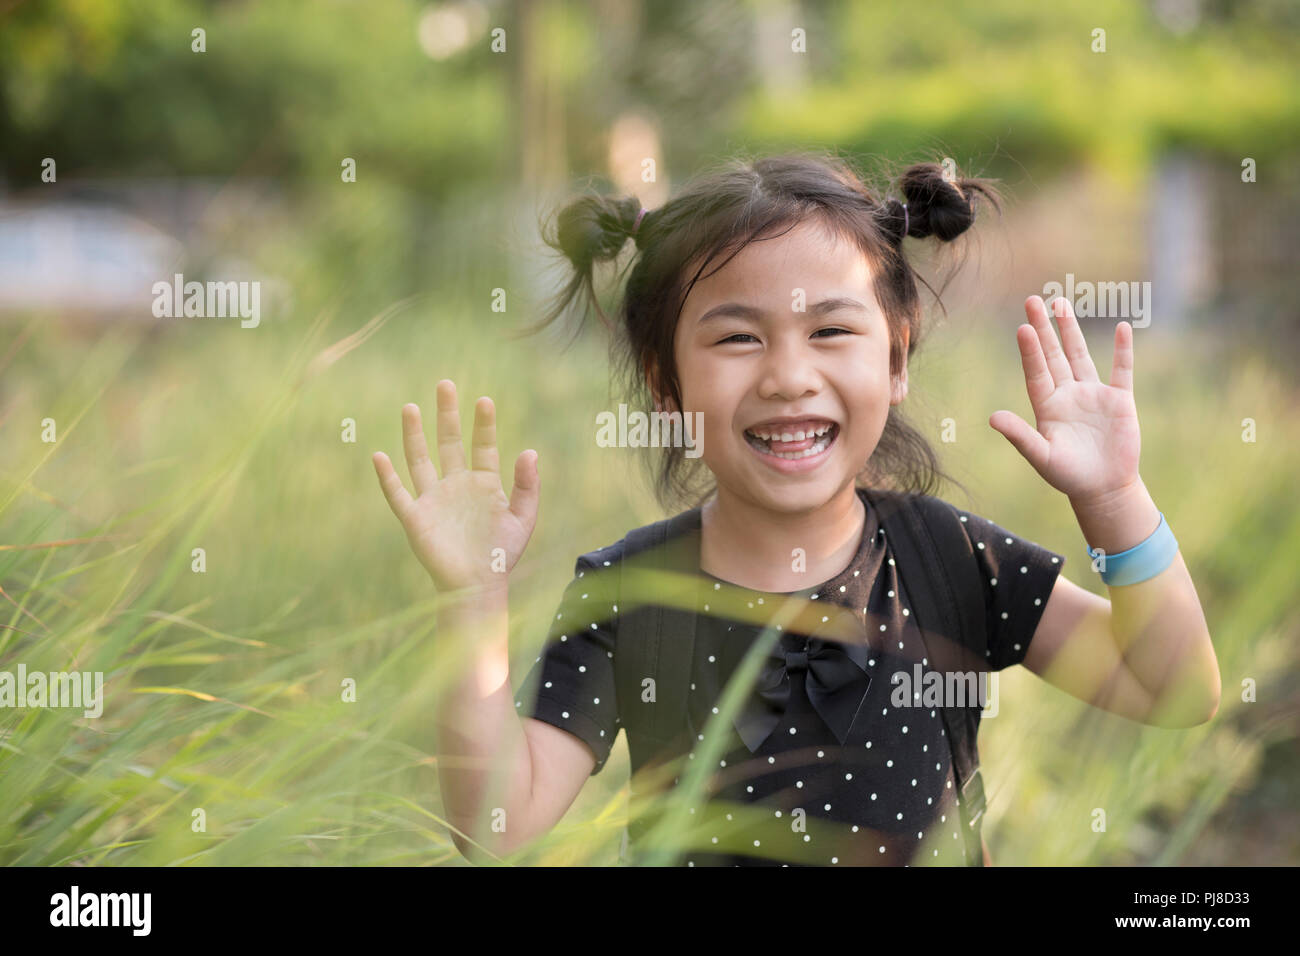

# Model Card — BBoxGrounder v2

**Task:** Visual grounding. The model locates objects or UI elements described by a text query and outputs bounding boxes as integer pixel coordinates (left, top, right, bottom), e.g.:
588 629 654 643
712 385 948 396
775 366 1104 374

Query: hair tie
632 206 648 237
900 201 908 239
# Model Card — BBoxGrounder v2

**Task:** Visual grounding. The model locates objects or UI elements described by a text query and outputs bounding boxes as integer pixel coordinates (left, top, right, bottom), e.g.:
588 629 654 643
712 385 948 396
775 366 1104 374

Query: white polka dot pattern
512 495 1065 865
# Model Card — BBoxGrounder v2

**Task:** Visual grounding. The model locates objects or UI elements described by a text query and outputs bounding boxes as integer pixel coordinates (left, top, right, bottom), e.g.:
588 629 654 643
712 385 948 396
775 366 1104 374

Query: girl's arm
1021 483 1219 727
990 297 1220 727
433 582 597 860
373 383 591 859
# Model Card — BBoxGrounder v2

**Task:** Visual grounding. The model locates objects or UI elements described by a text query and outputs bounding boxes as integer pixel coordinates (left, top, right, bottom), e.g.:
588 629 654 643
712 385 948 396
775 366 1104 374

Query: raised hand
372 380 540 592
989 296 1141 504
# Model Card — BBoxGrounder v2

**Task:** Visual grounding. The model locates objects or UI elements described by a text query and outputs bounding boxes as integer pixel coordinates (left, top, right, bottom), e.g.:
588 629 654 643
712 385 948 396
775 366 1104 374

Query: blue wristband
1085 511 1178 586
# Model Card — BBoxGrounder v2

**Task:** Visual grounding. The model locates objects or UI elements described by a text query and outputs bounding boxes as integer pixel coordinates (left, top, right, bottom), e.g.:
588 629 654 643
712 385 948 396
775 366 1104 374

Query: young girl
372 151 1220 866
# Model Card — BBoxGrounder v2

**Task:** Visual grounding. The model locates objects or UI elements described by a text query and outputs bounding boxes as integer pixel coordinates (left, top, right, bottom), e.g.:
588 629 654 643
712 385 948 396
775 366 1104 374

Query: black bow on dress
731 636 873 752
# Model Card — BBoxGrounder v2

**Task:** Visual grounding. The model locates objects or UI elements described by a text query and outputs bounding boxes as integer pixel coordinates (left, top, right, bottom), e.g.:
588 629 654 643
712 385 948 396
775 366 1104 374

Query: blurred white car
0 201 184 318
0 200 291 322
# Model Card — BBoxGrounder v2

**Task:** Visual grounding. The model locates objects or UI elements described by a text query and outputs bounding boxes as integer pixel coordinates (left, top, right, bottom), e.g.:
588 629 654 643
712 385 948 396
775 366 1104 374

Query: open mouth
743 421 839 460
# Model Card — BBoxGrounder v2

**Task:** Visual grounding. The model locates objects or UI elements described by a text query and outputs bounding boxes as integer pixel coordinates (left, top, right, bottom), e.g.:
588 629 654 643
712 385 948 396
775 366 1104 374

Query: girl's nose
756 341 823 399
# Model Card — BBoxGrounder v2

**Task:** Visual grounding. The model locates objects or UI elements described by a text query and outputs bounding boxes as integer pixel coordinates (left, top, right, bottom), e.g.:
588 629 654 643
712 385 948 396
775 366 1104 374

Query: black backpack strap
861 487 990 866
614 509 703 822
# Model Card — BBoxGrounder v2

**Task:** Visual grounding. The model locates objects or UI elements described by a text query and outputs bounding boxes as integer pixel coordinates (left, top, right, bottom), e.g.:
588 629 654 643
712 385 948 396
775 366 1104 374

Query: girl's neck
699 485 867 594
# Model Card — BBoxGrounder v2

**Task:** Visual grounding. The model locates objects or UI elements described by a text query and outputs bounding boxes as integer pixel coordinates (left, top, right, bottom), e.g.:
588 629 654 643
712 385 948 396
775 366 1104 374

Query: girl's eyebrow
696 296 869 325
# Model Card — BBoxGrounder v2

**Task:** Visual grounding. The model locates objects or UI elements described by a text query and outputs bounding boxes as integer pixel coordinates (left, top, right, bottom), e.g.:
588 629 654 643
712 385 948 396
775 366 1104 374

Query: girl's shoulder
862 487 983 550
578 504 702 571
869 488 1038 544
572 537 627 575
564 506 704 614
867 488 1066 581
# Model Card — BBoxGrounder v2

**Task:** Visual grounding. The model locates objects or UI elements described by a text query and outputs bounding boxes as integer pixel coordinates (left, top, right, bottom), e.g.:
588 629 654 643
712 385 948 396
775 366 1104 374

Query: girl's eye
718 328 852 345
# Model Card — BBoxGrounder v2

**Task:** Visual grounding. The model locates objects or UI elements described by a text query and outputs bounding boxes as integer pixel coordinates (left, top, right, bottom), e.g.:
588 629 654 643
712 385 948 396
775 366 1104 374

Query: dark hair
514 148 1002 513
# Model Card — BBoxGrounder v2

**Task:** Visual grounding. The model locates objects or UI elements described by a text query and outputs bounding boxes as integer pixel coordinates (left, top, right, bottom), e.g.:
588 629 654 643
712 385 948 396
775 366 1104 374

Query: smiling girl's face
667 217 908 516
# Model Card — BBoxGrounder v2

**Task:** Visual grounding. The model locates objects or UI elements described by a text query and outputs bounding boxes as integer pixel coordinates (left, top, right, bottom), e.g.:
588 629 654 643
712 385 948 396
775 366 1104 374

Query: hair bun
549 194 643 271
894 162 999 243
883 197 910 245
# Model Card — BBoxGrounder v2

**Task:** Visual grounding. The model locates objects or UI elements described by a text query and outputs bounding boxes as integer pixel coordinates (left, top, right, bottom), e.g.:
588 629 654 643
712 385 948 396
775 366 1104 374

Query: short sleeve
513 553 621 775
952 508 1065 671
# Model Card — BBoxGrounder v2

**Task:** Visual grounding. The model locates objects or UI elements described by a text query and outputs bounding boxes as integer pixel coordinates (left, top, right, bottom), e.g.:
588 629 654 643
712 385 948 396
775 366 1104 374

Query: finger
470 396 499 473
373 451 415 522
509 449 540 530
1025 296 1074 386
401 403 440 495
1052 296 1100 383
433 379 468 477
1110 321 1134 391
988 410 1051 476
1015 323 1056 408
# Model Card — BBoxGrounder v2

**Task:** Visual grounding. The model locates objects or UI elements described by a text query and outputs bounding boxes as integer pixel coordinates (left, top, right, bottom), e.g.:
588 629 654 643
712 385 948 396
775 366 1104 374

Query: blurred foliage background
1 0 1297 866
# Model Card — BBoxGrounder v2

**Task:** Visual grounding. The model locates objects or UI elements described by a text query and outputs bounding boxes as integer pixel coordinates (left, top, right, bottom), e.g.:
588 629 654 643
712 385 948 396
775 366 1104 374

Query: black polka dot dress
514 493 1064 866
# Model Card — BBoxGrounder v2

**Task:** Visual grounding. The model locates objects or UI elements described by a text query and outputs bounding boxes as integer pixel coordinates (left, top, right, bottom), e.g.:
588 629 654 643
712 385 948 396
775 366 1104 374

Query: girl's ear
645 359 679 414
890 329 910 405
656 391 681 415
890 364 909 405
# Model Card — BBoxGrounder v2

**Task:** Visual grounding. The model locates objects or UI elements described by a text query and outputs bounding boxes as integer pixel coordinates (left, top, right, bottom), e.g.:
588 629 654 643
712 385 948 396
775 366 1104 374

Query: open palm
989 296 1141 502
372 380 540 592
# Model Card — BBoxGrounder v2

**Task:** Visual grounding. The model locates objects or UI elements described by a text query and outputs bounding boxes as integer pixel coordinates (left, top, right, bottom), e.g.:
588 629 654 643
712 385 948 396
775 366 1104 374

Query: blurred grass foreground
1 298 1298 866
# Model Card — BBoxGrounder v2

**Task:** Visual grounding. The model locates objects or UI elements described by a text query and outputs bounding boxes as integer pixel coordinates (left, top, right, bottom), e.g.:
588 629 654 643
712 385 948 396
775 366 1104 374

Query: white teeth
747 422 833 441
744 425 837 460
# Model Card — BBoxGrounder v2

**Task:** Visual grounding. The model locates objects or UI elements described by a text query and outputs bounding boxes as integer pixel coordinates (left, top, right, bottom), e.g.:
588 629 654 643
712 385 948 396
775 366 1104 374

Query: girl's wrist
1068 478 1160 555
434 574 511 599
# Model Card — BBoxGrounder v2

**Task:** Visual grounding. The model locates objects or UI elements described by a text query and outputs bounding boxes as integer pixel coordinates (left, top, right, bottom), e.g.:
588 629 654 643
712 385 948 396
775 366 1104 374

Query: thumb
988 411 1050 475
509 449 540 530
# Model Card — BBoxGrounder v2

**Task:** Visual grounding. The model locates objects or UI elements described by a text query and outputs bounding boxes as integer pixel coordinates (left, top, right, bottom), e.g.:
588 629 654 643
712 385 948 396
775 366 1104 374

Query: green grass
1 296 1296 866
